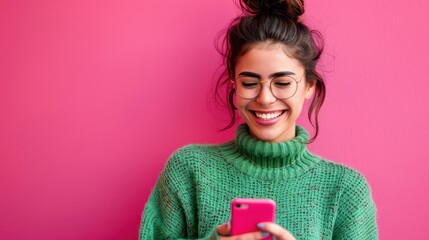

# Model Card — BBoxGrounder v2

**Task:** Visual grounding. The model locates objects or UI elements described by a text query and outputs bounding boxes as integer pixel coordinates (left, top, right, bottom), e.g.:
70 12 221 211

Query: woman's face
234 42 315 142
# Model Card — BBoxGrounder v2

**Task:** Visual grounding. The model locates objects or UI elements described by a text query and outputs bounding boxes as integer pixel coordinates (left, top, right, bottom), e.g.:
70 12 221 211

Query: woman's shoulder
170 142 228 159
165 142 231 168
157 143 227 183
315 157 372 190
317 158 363 174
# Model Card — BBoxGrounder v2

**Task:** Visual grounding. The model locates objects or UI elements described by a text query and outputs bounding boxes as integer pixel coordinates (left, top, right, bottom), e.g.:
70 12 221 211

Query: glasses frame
232 74 304 100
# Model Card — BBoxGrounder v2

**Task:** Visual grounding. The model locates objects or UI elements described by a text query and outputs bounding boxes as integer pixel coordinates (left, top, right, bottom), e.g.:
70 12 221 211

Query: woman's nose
256 82 276 105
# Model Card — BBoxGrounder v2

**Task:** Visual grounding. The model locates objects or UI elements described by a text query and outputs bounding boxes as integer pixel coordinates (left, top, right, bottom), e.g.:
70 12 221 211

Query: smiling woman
139 0 378 239
234 42 314 143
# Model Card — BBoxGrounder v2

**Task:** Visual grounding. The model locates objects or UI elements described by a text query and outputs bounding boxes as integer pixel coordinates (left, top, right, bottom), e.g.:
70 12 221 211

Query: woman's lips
253 110 284 120
250 110 287 125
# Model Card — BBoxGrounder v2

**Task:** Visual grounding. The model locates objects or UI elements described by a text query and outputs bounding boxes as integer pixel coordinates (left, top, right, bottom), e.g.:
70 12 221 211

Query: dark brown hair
215 0 326 142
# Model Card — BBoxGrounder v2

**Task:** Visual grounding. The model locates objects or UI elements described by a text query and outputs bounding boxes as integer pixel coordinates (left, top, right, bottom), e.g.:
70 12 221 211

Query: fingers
257 222 296 240
217 222 270 240
220 231 269 240
217 221 295 240
217 222 231 236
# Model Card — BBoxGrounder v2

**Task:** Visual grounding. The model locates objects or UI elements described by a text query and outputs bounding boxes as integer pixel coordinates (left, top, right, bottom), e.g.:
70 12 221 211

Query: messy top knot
240 0 305 21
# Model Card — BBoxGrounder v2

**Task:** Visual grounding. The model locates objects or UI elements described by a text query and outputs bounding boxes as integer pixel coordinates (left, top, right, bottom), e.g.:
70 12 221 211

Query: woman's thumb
216 222 231 236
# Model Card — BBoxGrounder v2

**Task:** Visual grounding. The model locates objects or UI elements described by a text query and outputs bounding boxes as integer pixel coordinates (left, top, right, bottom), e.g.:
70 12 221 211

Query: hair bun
240 0 305 21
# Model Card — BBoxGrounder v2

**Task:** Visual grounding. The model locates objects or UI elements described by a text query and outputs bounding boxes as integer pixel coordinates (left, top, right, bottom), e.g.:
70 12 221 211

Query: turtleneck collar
219 124 321 180
235 124 308 168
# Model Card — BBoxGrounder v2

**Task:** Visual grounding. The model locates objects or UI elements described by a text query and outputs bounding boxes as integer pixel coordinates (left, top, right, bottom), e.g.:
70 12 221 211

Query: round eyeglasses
232 74 303 100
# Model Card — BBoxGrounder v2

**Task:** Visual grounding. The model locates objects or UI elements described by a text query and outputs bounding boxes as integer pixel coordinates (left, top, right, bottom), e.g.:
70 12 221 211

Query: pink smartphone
230 198 276 239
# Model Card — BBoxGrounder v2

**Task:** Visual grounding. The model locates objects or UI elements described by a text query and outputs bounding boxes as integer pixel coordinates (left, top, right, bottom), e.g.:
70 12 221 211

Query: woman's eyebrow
237 71 261 78
237 71 296 79
269 71 296 78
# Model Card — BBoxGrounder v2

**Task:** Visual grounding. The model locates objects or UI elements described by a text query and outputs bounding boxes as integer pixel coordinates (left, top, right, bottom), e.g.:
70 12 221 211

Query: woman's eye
274 77 295 88
274 81 291 87
238 77 259 88
242 82 259 88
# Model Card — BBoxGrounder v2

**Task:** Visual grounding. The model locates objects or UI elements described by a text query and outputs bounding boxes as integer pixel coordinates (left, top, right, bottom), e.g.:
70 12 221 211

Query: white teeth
255 111 283 120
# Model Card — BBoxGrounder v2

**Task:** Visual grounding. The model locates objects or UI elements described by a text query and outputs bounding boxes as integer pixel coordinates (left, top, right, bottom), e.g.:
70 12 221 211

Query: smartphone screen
230 198 276 239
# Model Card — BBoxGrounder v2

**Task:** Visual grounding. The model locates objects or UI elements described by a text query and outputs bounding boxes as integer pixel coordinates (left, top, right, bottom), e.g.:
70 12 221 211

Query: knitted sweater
140 124 377 239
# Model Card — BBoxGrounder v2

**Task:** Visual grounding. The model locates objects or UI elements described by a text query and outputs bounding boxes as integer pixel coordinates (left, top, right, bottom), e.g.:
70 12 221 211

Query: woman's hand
216 222 295 240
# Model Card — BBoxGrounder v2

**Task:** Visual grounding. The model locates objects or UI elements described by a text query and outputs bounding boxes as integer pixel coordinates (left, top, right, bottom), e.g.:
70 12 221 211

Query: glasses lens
235 76 260 99
271 76 298 99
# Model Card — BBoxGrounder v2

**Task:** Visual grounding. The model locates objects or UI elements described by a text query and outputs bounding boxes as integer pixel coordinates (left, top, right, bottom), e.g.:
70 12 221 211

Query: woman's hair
215 0 326 142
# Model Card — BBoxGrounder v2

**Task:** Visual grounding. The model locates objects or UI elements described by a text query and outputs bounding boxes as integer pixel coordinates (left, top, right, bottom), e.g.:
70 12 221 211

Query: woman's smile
249 110 288 126
253 110 285 120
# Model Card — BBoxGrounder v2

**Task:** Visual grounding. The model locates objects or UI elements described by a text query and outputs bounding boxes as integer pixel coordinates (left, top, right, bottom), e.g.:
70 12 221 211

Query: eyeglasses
232 74 303 100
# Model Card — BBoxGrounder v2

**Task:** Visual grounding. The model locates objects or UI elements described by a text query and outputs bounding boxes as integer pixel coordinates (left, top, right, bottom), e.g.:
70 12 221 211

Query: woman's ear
305 80 316 99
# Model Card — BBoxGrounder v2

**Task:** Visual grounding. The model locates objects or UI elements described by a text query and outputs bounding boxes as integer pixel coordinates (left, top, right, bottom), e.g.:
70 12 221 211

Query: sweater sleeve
139 148 219 240
333 169 378 239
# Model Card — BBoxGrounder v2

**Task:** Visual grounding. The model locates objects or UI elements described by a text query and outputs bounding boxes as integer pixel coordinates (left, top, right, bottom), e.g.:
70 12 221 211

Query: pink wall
1 0 428 239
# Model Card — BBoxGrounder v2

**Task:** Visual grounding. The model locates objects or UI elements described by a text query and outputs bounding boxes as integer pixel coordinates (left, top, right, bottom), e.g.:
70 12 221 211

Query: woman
140 0 378 239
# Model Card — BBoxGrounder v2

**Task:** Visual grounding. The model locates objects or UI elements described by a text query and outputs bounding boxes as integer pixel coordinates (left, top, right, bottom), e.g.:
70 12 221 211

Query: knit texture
140 124 378 239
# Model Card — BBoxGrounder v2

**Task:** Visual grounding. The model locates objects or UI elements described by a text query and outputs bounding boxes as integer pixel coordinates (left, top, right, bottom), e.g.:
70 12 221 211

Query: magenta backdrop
1 0 428 239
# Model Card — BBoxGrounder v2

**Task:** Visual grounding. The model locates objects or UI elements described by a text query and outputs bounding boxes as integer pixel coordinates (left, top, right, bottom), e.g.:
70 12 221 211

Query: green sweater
140 124 377 239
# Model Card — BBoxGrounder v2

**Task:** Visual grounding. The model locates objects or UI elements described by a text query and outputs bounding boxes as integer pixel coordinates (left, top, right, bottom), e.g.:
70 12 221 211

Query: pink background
1 0 428 239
